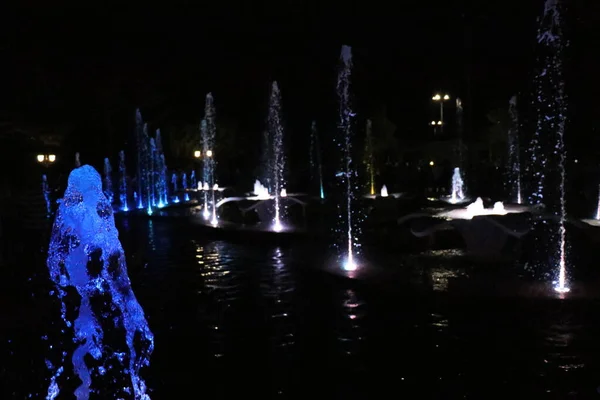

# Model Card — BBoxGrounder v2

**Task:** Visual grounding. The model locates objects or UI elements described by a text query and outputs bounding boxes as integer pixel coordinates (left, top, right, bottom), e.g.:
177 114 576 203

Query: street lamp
194 150 201 158
429 161 435 166
206 150 213 158
432 92 450 133
37 154 57 165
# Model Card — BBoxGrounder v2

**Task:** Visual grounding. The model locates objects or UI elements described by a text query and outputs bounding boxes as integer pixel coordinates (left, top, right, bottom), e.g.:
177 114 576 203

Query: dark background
0 0 598 176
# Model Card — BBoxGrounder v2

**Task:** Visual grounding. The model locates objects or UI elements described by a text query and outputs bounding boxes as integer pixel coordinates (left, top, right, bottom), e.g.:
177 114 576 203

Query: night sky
1 0 598 163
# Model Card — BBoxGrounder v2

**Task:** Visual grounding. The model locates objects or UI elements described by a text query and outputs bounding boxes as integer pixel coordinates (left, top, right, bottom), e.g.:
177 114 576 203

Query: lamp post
432 93 450 133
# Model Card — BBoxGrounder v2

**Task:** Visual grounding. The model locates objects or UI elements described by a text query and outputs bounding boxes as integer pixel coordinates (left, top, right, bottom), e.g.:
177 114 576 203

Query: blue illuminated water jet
103 158 114 205
154 130 168 207
46 165 153 399
42 174 51 218
118 151 128 211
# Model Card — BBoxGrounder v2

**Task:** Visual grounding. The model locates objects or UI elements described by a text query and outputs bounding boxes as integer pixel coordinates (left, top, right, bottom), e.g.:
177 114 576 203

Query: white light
194 150 201 158
273 220 283 232
429 161 434 166
443 94 450 100
206 150 213 157
430 121 436 125
48 154 56 162
280 188 287 197
432 94 441 101
37 154 45 162
437 121 442 125
213 183 218 190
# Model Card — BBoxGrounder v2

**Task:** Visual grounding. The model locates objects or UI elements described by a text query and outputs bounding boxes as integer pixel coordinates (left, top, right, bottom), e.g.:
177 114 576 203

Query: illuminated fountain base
398 198 533 260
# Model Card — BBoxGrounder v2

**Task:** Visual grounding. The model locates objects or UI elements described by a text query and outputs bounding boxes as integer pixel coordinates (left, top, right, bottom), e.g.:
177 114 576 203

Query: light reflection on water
2 219 595 398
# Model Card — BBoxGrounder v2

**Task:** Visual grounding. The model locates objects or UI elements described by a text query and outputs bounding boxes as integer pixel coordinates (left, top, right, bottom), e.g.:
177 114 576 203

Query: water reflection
336 289 365 366
195 241 240 359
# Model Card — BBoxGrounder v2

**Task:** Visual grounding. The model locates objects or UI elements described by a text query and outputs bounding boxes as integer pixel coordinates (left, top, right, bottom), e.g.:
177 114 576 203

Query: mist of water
450 167 465 203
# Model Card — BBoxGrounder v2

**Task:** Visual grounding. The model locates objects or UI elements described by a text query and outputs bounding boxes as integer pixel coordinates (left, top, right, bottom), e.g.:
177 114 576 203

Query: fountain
211 184 218 226
336 45 360 271
42 174 51 218
529 0 569 293
182 173 190 201
135 110 147 209
191 171 196 191
380 185 388 198
268 81 286 231
148 138 157 211
45 165 153 399
309 121 325 199
103 158 114 205
154 130 168 207
118 151 128 211
596 185 600 220
507 96 522 204
364 119 375 196
450 167 465 203
201 94 217 217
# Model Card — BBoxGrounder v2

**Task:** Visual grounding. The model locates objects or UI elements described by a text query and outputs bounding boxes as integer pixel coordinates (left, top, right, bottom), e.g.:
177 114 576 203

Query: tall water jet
182 173 189 201
309 121 325 199
268 81 286 232
201 94 217 213
336 45 360 271
530 0 569 292
507 96 522 203
211 184 218 226
75 152 81 168
135 110 145 209
103 158 114 205
450 167 465 203
45 165 153 399
191 171 196 191
260 129 273 194
154 129 168 207
596 185 600 220
148 138 157 210
456 97 465 170
118 151 128 211
42 174 51 218
364 119 375 196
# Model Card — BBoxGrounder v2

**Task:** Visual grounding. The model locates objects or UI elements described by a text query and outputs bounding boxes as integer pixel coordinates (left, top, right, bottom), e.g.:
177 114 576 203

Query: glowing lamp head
443 94 450 100
437 121 442 125
206 150 213 157
432 94 441 101
48 154 56 162
430 121 436 126
37 154 45 162
194 150 201 158
429 161 434 166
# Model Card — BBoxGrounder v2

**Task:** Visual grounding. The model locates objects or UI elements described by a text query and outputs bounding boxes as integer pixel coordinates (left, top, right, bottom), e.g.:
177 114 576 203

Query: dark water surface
2 217 600 399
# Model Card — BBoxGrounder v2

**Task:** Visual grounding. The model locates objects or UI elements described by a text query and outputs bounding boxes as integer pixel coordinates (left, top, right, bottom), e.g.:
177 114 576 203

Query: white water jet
380 185 388 198
337 45 359 272
450 167 465 203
